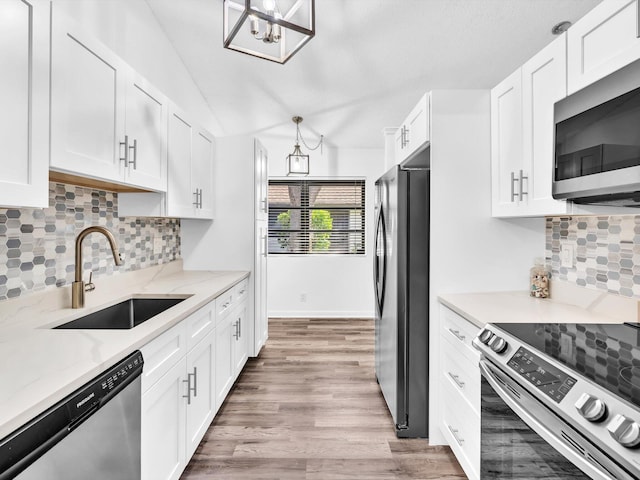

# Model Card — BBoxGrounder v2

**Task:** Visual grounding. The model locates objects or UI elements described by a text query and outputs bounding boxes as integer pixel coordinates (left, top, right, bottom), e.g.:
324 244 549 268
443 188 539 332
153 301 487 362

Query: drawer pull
448 328 466 342
448 372 465 389
447 424 464 446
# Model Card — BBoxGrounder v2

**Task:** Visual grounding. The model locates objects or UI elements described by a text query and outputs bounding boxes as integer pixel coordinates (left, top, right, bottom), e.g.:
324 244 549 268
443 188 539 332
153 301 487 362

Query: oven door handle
479 359 618 480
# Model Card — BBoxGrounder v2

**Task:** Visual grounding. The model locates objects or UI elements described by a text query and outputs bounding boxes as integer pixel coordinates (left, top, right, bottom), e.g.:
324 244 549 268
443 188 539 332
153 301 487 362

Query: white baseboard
268 310 374 319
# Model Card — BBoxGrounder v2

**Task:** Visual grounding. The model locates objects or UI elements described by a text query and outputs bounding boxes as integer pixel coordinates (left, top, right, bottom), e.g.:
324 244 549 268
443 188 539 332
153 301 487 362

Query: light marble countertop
0 260 249 439
439 281 639 329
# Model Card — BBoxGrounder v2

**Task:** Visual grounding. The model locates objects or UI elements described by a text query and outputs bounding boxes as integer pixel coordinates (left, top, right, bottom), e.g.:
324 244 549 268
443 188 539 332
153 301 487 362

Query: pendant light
223 0 315 64
287 116 323 176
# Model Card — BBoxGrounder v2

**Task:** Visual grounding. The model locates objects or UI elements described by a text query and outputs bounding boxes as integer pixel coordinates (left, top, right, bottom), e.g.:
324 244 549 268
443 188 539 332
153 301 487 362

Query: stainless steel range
474 322 640 480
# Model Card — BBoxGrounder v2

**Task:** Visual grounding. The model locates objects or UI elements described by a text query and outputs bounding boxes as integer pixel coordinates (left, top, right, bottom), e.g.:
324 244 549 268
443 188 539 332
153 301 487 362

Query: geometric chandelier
223 0 315 64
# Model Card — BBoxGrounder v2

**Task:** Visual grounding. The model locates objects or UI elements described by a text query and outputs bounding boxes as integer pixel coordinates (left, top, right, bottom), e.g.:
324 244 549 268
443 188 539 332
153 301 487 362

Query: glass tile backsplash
546 215 640 298
0 182 180 301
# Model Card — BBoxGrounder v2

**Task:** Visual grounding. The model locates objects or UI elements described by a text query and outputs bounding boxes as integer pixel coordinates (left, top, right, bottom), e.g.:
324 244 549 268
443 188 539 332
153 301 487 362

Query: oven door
480 359 632 480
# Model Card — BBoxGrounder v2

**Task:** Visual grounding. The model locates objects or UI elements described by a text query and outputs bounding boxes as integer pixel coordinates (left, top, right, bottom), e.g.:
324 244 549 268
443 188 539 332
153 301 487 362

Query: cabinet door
255 139 268 221
124 72 168 191
233 302 249 375
521 34 569 217
166 106 195 217
50 10 126 182
192 128 215 219
0 0 49 208
490 68 524 217
141 358 187 480
215 313 235 407
568 0 640 94
185 331 215 458
255 220 268 354
404 93 430 158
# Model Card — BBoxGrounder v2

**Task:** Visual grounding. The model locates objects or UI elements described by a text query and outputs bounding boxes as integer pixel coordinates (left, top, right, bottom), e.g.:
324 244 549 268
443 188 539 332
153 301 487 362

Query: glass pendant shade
287 144 309 175
223 0 315 64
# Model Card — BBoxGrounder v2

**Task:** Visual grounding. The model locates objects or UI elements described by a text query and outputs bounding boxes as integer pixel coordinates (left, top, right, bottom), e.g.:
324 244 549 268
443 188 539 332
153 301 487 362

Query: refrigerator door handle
374 206 387 316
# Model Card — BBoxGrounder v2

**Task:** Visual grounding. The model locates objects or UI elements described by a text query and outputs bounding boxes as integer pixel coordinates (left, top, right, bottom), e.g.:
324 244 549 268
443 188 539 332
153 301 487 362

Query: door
255 219 268 354
0 0 49 208
375 167 400 425
141 358 186 480
192 129 214 219
50 10 126 182
166 106 194 217
124 73 168 191
185 331 215 459
215 313 235 407
491 68 523 217
521 34 568 216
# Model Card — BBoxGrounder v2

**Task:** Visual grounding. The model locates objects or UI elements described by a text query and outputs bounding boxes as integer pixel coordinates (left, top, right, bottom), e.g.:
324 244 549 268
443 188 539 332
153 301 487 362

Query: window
268 179 366 255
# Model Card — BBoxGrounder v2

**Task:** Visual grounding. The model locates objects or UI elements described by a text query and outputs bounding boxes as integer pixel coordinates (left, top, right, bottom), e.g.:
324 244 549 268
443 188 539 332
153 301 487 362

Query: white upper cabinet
0 0 49 208
50 9 167 192
394 93 430 165
491 35 570 217
568 0 640 95
165 104 215 220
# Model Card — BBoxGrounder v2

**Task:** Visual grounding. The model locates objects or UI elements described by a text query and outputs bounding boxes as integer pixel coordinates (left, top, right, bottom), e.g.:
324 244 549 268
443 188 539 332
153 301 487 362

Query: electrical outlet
561 244 574 268
153 236 163 254
300 293 307 303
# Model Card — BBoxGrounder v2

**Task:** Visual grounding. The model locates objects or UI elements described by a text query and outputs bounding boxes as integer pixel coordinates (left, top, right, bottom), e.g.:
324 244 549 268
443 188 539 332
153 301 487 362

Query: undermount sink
55 297 187 330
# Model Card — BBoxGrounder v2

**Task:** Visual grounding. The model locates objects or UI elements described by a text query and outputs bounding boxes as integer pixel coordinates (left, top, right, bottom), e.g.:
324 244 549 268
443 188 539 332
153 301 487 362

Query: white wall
53 0 219 134
427 90 545 444
263 138 384 318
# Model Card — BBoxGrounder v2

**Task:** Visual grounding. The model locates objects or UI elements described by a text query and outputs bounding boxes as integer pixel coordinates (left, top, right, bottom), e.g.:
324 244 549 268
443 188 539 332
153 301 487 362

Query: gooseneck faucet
72 226 124 308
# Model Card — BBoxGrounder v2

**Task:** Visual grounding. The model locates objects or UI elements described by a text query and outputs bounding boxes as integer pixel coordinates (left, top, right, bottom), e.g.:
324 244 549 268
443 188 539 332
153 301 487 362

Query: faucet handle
85 272 95 292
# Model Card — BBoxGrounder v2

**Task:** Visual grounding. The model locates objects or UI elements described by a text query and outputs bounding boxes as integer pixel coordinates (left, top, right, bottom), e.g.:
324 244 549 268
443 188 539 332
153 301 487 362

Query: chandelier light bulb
262 0 276 12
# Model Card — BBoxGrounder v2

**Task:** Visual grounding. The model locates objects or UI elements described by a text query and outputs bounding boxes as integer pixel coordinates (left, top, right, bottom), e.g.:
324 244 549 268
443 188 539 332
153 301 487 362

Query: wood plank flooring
181 318 467 480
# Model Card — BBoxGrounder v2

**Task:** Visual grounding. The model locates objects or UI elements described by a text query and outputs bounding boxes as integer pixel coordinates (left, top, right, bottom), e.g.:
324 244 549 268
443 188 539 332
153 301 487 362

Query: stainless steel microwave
553 58 640 206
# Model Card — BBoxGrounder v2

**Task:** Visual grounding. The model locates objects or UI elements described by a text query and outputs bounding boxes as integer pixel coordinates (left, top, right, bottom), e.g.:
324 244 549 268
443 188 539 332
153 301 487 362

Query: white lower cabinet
439 304 480 480
141 280 250 480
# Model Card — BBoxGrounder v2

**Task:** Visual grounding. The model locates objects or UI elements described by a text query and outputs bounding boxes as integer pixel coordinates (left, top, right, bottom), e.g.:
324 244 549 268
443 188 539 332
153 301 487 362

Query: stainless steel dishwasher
0 350 143 480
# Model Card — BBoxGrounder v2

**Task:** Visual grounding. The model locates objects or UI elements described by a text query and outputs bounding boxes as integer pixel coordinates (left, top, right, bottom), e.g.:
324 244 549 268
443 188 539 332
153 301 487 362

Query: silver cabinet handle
263 235 268 258
637 0 640 38
448 372 465 389
119 135 129 165
447 424 464 446
519 169 528 200
510 171 518 202
193 189 199 207
233 320 239 340
260 199 267 212
193 188 203 208
238 317 241 338
128 138 137 170
403 126 410 147
191 367 197 398
198 189 203 209
448 328 466 342
182 368 197 404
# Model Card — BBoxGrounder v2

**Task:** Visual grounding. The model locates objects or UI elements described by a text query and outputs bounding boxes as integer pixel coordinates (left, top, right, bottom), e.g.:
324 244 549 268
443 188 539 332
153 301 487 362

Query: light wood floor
181 318 467 480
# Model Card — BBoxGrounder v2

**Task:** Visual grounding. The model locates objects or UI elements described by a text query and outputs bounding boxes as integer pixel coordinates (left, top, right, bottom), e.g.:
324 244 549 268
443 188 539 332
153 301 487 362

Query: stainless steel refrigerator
374 158 429 438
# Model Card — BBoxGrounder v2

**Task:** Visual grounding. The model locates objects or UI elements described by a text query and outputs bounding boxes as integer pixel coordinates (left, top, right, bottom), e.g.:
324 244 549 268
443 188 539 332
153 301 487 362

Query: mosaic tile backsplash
546 215 640 298
0 182 180 301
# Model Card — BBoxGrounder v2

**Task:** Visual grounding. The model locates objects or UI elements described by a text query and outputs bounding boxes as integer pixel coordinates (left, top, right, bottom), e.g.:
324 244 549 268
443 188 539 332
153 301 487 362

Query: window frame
267 177 367 256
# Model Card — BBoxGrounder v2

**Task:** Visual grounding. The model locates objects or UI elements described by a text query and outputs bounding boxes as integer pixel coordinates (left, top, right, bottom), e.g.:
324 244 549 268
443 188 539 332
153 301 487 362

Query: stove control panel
507 346 576 403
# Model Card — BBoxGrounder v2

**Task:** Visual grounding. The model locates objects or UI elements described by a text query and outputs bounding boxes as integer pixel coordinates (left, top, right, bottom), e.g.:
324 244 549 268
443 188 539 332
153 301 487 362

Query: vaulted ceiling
146 0 600 149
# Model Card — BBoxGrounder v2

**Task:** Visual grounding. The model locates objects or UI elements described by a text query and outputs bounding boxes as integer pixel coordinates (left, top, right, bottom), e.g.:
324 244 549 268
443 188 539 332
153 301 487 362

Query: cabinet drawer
140 321 187 393
440 305 480 360
186 302 215 351
441 373 480 480
233 278 249 304
216 289 234 319
441 334 480 415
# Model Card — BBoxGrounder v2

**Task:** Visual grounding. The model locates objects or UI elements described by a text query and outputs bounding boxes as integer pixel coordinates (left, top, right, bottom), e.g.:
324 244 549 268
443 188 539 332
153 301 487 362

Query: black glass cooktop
494 322 640 410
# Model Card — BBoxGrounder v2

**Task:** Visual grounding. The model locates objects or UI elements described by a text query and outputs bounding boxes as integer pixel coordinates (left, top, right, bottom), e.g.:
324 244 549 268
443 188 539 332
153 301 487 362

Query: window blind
268 179 366 255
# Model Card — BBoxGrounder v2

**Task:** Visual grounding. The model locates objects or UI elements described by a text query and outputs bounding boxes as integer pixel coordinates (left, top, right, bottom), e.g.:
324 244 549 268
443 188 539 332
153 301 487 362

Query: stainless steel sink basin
55 297 187 330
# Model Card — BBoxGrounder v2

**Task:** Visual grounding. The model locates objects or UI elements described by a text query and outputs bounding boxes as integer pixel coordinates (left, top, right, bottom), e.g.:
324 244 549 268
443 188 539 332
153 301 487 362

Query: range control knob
478 329 494 345
574 393 607 422
607 414 640 448
488 335 508 354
